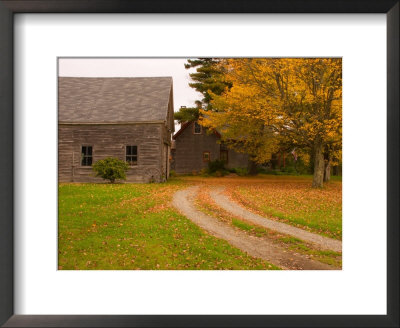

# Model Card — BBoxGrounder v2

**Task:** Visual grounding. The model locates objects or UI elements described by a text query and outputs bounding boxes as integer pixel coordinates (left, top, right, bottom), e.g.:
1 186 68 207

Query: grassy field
58 179 279 270
224 175 342 240
195 186 342 268
181 174 342 240
59 174 341 270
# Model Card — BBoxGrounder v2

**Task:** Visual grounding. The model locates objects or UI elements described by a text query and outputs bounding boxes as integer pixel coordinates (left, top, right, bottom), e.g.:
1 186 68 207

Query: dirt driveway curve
210 187 342 253
172 186 337 270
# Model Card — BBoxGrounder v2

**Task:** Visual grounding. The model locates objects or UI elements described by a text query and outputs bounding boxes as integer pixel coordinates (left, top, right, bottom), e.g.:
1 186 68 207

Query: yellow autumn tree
201 58 342 188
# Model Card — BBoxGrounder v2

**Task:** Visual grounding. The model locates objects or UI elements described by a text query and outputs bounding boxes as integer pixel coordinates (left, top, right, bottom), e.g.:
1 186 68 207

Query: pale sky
58 58 202 112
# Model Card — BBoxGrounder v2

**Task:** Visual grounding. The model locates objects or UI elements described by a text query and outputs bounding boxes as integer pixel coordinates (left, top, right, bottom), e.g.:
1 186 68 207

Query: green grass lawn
225 175 342 240
181 174 342 240
58 179 279 270
195 186 341 268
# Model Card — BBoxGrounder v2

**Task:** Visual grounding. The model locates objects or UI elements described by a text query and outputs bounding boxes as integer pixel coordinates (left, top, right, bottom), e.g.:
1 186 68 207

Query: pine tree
184 58 232 110
174 101 201 124
174 58 231 122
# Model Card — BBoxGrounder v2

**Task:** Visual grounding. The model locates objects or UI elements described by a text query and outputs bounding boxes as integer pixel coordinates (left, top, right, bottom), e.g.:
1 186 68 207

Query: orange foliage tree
201 58 342 188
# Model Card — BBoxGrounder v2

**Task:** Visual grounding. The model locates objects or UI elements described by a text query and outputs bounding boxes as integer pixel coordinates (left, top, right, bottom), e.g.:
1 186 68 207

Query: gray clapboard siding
59 123 167 183
58 77 174 183
172 121 248 174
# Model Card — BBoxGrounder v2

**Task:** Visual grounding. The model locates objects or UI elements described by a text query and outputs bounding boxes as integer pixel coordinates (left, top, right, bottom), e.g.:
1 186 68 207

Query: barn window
194 122 202 134
203 151 210 162
220 150 228 163
126 146 138 165
81 146 92 166
220 143 228 163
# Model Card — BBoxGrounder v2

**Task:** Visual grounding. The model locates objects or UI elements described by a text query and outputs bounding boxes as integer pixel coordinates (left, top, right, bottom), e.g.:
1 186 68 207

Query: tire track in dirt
209 187 342 252
172 186 337 270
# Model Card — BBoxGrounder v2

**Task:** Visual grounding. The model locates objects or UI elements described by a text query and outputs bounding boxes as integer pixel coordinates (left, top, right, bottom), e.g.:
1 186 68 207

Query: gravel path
209 187 342 252
172 186 336 270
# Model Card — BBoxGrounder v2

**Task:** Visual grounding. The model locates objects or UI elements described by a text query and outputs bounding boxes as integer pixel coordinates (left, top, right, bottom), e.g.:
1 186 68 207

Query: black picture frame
0 1 398 327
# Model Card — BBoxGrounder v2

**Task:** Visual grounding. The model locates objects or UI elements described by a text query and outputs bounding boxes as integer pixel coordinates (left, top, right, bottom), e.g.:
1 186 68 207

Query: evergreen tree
184 58 232 110
174 101 201 123
174 58 232 123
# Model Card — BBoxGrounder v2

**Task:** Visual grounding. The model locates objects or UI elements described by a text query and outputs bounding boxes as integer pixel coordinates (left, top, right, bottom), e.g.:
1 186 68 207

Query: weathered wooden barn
58 77 174 183
172 121 248 174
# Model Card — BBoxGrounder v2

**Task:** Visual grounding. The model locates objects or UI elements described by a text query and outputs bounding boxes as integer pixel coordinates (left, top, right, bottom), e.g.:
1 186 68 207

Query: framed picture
0 0 398 327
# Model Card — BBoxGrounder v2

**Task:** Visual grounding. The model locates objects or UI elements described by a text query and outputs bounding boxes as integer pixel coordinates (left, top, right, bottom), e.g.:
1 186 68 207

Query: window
220 150 228 163
194 122 202 134
203 151 210 162
126 146 138 165
81 146 92 166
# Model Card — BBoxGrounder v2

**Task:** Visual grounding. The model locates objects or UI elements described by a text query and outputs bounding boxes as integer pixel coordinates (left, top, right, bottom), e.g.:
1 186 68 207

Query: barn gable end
172 121 248 174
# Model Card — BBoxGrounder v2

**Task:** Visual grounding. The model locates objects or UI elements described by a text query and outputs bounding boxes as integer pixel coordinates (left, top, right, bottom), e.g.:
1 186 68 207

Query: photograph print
58 58 342 270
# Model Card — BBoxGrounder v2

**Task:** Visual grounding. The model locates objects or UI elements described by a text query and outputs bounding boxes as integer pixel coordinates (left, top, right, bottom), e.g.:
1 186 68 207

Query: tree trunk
324 160 331 182
323 151 331 182
247 159 258 175
312 142 324 188
332 165 338 176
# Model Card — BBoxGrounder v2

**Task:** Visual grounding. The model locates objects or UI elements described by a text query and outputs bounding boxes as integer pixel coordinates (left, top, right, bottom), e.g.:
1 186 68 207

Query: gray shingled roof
58 77 172 123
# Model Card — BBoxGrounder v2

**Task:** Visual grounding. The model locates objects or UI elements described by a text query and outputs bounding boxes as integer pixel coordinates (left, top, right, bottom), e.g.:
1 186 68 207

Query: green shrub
257 166 279 175
92 157 129 183
169 170 177 177
264 169 279 175
233 167 248 176
257 166 268 174
199 168 209 176
209 169 229 177
285 167 296 174
208 159 226 174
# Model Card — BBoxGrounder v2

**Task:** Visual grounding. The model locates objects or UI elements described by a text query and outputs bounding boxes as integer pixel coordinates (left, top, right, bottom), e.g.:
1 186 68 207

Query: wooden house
58 77 174 183
172 121 248 174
